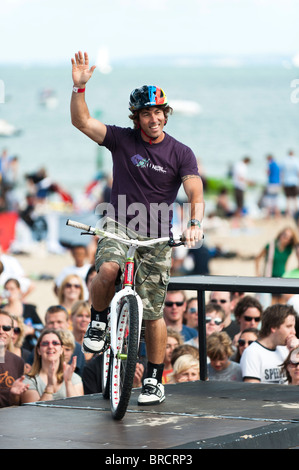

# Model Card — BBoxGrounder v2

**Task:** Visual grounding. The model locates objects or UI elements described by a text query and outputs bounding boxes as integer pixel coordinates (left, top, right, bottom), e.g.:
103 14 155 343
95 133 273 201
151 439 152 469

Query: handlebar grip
66 219 94 232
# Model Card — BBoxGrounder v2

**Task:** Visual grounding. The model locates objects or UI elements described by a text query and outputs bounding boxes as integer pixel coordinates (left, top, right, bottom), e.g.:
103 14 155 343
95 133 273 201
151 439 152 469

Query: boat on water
0 119 22 137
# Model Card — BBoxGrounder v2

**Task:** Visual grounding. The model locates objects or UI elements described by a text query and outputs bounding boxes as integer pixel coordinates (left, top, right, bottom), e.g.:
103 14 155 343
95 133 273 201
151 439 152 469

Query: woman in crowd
281 346 299 385
58 274 84 317
70 300 93 361
231 327 259 363
0 278 43 350
21 329 83 403
7 315 31 366
162 327 184 384
168 354 200 383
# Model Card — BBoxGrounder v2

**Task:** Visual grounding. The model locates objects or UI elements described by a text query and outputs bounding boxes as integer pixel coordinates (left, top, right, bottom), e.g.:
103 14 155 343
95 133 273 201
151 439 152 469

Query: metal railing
168 275 299 381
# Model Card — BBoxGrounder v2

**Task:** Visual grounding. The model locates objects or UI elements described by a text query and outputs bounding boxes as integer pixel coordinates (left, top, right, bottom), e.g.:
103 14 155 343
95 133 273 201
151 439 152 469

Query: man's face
209 292 231 318
0 314 13 348
273 314 296 346
45 311 68 330
139 107 165 141
163 293 186 323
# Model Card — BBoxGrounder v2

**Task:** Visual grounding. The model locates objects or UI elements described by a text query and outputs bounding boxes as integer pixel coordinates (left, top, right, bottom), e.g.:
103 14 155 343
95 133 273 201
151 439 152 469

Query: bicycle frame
109 244 143 359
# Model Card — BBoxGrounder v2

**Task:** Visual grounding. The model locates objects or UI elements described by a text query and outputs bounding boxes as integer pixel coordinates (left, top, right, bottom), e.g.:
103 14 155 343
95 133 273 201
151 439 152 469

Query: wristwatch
187 219 201 228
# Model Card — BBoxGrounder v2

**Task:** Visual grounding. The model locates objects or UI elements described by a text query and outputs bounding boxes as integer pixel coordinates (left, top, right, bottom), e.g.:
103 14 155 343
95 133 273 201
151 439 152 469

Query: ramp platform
0 381 298 450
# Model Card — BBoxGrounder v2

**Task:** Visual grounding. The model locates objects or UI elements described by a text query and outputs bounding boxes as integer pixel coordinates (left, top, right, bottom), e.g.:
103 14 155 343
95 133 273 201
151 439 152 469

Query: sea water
0 64 298 205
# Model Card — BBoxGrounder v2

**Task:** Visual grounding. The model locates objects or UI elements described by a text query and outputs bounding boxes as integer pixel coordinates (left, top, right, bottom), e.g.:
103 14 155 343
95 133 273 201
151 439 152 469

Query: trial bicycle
66 218 184 420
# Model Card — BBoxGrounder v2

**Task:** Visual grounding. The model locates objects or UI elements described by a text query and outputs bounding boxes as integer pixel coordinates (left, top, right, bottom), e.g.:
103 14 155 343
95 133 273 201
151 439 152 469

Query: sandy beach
14 214 299 322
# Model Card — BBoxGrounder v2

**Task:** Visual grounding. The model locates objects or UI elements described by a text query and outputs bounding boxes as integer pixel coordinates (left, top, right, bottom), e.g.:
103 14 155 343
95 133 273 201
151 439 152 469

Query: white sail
96 47 112 74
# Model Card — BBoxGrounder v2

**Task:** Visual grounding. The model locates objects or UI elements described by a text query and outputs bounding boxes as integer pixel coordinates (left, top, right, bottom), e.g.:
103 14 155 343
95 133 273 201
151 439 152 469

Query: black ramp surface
0 381 298 449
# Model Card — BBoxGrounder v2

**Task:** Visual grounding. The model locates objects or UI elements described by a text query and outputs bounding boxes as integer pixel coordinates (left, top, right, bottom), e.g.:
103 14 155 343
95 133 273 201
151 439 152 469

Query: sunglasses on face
188 308 197 314
210 299 227 304
288 361 299 368
165 301 184 307
13 327 21 334
243 316 260 323
65 283 81 289
206 316 223 326
40 340 61 347
238 339 255 347
0 325 13 332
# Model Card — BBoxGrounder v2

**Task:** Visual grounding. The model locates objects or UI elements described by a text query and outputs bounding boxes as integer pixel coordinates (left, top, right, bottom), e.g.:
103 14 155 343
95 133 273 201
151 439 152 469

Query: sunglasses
65 283 81 289
238 339 255 347
0 325 13 332
288 361 299 368
210 299 227 304
40 340 61 347
206 316 223 326
188 308 197 314
165 301 184 307
13 327 21 334
244 316 260 323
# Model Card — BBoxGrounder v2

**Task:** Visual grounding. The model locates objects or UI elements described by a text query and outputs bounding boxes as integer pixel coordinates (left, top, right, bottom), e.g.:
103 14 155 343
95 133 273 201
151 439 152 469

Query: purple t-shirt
100 125 199 236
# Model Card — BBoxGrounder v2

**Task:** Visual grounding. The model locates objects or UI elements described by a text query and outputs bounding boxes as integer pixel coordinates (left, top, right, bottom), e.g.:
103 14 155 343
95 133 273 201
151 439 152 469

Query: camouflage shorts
95 218 171 320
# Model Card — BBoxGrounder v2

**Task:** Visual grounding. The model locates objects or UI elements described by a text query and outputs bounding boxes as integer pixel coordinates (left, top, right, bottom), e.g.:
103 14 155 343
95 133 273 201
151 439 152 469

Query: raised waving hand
71 51 96 87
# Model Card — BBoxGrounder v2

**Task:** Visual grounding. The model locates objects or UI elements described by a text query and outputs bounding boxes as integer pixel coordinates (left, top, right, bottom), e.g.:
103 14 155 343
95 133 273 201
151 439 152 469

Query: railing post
197 289 207 381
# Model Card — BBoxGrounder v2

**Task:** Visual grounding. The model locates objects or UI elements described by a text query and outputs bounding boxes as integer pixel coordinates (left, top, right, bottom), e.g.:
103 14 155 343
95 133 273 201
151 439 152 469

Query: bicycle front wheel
110 294 139 420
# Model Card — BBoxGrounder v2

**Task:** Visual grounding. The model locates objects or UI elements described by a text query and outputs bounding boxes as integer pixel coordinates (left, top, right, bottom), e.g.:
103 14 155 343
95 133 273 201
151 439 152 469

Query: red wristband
73 86 85 93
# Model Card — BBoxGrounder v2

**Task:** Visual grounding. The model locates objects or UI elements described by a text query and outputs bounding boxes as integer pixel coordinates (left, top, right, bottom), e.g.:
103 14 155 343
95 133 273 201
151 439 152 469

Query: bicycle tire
100 347 111 399
110 294 139 420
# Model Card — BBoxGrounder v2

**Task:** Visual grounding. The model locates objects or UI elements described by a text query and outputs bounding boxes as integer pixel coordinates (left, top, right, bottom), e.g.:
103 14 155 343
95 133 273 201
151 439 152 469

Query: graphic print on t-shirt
131 154 166 174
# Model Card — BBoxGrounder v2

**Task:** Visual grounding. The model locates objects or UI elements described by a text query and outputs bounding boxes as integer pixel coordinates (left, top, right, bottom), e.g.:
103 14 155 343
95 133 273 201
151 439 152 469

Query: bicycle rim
110 294 139 420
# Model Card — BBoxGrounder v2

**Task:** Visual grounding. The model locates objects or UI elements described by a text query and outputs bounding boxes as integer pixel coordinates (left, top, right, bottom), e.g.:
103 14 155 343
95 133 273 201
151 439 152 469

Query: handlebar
66 219 202 248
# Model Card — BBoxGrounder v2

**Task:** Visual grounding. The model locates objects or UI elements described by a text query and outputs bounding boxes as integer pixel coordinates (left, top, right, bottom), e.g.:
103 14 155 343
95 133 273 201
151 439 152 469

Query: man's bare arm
70 51 107 144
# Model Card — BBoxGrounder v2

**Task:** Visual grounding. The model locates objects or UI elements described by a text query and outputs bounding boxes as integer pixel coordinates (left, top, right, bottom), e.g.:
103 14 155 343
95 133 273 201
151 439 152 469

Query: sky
1 0 299 65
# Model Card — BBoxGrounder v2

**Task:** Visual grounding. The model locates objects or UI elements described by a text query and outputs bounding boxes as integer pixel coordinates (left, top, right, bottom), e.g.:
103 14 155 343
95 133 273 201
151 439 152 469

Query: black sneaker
82 321 107 354
137 378 165 406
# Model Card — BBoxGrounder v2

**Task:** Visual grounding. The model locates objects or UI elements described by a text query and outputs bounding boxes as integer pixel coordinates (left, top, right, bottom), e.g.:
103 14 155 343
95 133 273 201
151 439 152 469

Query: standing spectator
207 331 242 382
0 310 29 407
163 290 197 341
232 295 263 346
185 302 225 348
240 304 299 383
7 315 31 366
232 156 252 217
21 329 83 403
184 297 198 330
280 150 299 217
209 291 239 340
255 226 299 278
265 154 281 218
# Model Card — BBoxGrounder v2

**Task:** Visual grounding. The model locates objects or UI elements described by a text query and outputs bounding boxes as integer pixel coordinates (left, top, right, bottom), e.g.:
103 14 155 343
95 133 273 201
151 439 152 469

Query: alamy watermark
94 195 204 240
290 79 299 104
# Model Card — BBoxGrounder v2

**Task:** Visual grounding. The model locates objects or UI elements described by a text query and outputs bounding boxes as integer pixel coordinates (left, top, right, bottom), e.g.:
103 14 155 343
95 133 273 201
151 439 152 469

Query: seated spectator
280 346 299 385
58 274 85 317
7 315 31 367
21 329 83 403
168 354 200 383
207 331 242 382
233 295 263 346
162 327 184 384
70 300 92 361
0 310 29 407
240 304 299 383
54 244 91 299
186 302 225 348
0 278 43 350
57 329 76 365
163 290 197 341
231 327 259 363
209 291 239 340
184 297 198 330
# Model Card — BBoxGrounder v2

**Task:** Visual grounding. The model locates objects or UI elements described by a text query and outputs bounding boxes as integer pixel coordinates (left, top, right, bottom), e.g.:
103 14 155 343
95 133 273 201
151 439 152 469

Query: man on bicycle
70 51 204 406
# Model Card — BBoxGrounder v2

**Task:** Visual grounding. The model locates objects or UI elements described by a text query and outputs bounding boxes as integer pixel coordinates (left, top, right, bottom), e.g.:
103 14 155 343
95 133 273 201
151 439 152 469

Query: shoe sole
137 396 165 406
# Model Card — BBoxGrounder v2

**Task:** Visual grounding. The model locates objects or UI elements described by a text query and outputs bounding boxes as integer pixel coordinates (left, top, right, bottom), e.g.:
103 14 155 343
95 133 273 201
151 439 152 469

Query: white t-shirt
240 341 288 384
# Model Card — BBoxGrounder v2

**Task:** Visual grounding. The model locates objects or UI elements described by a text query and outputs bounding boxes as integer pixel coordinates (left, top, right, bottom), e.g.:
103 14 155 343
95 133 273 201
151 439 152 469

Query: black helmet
129 85 168 112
